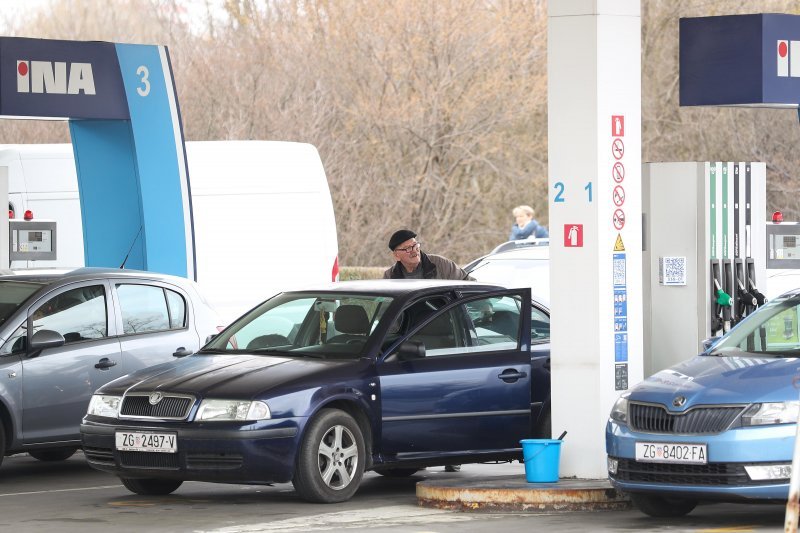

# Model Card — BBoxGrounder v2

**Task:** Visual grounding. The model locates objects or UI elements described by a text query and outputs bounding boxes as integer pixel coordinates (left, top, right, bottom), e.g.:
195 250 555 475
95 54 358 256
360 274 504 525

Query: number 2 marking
136 66 151 97
554 182 565 203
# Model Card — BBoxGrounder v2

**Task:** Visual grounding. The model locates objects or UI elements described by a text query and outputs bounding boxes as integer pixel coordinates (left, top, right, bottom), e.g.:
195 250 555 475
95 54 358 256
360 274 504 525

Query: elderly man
383 229 473 280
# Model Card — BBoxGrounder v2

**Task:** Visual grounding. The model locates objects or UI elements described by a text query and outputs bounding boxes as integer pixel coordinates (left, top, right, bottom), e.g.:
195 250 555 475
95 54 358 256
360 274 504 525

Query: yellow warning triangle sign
614 234 625 251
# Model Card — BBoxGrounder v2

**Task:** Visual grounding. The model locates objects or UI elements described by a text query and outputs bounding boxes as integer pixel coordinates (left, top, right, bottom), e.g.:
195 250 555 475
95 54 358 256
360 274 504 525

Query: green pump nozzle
716 289 732 307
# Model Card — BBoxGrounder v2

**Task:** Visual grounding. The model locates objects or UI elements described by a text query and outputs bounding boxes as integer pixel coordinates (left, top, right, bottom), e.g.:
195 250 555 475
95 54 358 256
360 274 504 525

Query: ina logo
16 60 96 95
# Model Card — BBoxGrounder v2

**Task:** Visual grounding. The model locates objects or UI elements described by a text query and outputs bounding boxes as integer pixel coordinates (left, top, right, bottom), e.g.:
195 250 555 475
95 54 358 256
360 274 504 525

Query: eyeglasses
395 243 421 254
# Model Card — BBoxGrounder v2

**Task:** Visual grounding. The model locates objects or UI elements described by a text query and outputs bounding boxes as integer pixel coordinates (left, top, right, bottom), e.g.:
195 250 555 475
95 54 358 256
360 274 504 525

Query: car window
407 307 463 357
117 284 173 334
0 323 26 354
208 293 394 359
32 285 107 343
464 295 522 352
0 280 43 327
165 289 187 328
531 305 550 343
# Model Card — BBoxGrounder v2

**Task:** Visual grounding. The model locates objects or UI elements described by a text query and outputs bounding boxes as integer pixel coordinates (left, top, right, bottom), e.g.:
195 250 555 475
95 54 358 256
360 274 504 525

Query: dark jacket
383 252 474 280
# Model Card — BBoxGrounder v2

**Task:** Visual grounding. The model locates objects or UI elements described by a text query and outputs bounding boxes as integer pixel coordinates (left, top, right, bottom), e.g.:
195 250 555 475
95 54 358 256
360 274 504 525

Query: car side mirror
29 329 66 355
396 340 425 361
702 336 721 352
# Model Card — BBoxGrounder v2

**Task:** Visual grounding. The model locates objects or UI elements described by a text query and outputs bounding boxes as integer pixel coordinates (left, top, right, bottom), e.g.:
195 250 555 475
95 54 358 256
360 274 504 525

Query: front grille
120 394 194 420
613 458 777 486
629 403 744 434
119 451 180 469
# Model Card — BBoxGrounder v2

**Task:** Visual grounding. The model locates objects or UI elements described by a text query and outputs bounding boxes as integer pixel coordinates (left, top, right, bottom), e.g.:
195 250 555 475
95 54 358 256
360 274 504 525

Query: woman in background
509 205 548 240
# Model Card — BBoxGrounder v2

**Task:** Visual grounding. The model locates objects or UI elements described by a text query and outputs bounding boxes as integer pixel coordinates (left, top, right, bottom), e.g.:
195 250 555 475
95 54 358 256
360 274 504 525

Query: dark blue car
81 280 551 502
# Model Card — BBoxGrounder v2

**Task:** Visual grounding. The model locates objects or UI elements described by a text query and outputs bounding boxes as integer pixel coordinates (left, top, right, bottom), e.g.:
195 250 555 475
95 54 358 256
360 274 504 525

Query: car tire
292 408 365 503
29 447 78 462
630 493 698 517
374 468 420 478
120 477 183 496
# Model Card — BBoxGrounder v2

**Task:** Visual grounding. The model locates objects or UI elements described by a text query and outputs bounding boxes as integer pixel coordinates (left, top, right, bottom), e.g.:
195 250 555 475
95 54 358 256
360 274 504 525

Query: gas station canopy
681 13 800 108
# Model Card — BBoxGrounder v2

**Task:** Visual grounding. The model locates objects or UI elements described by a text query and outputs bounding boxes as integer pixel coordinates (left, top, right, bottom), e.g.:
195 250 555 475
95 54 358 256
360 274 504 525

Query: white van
0 141 339 324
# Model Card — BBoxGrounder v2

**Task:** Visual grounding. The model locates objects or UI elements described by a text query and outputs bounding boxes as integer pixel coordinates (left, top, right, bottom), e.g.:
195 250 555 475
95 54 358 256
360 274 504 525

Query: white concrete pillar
547 0 643 478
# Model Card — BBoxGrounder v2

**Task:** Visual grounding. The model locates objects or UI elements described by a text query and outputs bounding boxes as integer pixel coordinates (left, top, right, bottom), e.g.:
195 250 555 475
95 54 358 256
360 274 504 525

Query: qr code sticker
659 256 687 286
613 254 626 286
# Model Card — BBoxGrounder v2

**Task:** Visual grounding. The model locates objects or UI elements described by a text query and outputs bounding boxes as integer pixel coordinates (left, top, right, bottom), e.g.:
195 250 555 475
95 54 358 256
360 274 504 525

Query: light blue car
606 290 800 517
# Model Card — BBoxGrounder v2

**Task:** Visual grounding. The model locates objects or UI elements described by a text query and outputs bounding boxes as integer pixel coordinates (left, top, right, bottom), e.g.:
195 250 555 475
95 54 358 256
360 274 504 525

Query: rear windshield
0 280 44 325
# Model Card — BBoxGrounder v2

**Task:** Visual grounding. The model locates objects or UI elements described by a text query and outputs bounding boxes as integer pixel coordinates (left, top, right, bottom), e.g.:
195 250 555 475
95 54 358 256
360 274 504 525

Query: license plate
115 431 177 453
635 442 707 464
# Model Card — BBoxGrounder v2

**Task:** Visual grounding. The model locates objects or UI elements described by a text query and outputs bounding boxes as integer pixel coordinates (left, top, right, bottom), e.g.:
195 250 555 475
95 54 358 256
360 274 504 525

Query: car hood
631 354 800 411
101 353 362 398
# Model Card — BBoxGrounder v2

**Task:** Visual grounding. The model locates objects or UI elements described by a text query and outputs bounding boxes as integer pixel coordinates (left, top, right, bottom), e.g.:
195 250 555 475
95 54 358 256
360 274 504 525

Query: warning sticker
614 234 625 251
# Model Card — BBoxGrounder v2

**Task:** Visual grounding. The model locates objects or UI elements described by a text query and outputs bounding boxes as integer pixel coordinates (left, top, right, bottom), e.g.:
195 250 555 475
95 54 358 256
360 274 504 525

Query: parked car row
4 239 799 515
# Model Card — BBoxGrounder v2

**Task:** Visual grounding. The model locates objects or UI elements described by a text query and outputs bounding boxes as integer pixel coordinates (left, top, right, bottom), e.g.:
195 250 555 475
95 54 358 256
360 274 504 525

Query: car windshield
202 292 394 359
0 280 44 326
711 292 800 357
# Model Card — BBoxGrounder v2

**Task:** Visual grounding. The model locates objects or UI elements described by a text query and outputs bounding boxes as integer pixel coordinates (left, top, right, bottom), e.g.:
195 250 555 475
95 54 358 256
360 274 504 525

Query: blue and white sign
681 14 800 107
0 37 129 119
0 37 193 279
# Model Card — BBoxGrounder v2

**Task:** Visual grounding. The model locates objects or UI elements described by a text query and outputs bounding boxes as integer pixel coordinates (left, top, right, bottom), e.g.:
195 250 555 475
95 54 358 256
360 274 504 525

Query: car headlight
196 399 271 421
741 401 800 426
87 395 122 418
609 394 629 423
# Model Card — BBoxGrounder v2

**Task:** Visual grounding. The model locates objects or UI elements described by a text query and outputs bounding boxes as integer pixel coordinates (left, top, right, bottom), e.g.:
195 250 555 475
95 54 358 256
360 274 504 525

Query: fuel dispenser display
9 219 57 261
642 162 766 376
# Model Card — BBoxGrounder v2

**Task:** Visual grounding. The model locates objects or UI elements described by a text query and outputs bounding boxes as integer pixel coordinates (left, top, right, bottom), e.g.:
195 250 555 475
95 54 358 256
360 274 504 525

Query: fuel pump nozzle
713 277 732 332
748 277 767 307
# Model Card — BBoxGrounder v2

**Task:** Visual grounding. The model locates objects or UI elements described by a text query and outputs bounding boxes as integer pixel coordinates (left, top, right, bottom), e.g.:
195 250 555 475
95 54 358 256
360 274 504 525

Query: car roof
288 279 508 297
0 267 190 285
490 238 550 254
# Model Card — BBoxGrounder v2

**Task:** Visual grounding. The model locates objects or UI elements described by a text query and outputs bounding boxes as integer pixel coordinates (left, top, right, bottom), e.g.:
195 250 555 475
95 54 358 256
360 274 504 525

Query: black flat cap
389 229 417 250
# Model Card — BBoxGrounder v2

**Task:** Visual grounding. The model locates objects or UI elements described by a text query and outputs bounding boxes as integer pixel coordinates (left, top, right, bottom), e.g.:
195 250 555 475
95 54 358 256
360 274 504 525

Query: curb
416 476 631 513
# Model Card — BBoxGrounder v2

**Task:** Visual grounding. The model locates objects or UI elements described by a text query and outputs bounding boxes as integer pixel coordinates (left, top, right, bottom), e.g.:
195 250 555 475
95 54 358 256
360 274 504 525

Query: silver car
0 267 220 467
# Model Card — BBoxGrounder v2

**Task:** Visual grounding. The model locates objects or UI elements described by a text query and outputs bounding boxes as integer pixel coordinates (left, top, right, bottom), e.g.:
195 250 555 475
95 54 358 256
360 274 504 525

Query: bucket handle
523 442 552 464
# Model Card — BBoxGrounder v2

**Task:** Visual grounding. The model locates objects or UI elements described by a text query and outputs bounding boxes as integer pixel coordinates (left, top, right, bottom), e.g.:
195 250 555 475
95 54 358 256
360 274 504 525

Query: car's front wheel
120 477 183 495
29 447 78 462
292 408 365 503
630 493 697 517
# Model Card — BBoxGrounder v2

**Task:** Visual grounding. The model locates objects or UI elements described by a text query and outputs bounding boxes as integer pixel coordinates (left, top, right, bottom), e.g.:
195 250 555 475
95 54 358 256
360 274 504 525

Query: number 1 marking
585 182 593 202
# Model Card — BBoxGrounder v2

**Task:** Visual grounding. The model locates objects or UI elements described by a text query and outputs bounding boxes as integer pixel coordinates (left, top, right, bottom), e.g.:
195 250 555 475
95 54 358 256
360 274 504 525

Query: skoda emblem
672 396 686 408
148 392 163 405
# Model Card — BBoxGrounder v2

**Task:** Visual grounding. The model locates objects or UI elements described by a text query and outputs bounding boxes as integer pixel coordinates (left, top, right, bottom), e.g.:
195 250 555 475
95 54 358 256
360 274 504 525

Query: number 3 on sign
136 66 151 97
553 182 593 203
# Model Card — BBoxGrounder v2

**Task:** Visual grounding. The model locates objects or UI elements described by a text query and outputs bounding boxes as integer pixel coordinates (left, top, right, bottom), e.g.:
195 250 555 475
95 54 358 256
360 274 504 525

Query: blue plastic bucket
520 438 562 483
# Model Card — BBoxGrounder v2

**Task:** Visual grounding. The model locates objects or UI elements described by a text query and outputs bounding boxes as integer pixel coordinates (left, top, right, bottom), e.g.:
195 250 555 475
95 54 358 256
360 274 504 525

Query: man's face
393 237 421 272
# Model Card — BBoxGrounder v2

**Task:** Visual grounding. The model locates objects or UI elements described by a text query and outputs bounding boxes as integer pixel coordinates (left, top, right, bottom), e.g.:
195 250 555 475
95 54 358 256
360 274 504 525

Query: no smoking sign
613 209 626 230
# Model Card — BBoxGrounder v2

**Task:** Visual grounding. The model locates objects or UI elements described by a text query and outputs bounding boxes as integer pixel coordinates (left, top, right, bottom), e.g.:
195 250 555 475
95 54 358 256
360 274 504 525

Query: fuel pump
642 161 766 376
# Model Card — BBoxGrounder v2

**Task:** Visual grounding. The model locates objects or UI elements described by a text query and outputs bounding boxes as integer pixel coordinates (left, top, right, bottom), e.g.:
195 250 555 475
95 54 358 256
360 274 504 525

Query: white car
466 239 550 305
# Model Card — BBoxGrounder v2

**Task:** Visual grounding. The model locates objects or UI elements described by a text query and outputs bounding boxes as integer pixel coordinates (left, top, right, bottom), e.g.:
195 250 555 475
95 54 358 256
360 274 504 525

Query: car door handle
94 358 117 370
498 369 527 382
173 347 193 358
